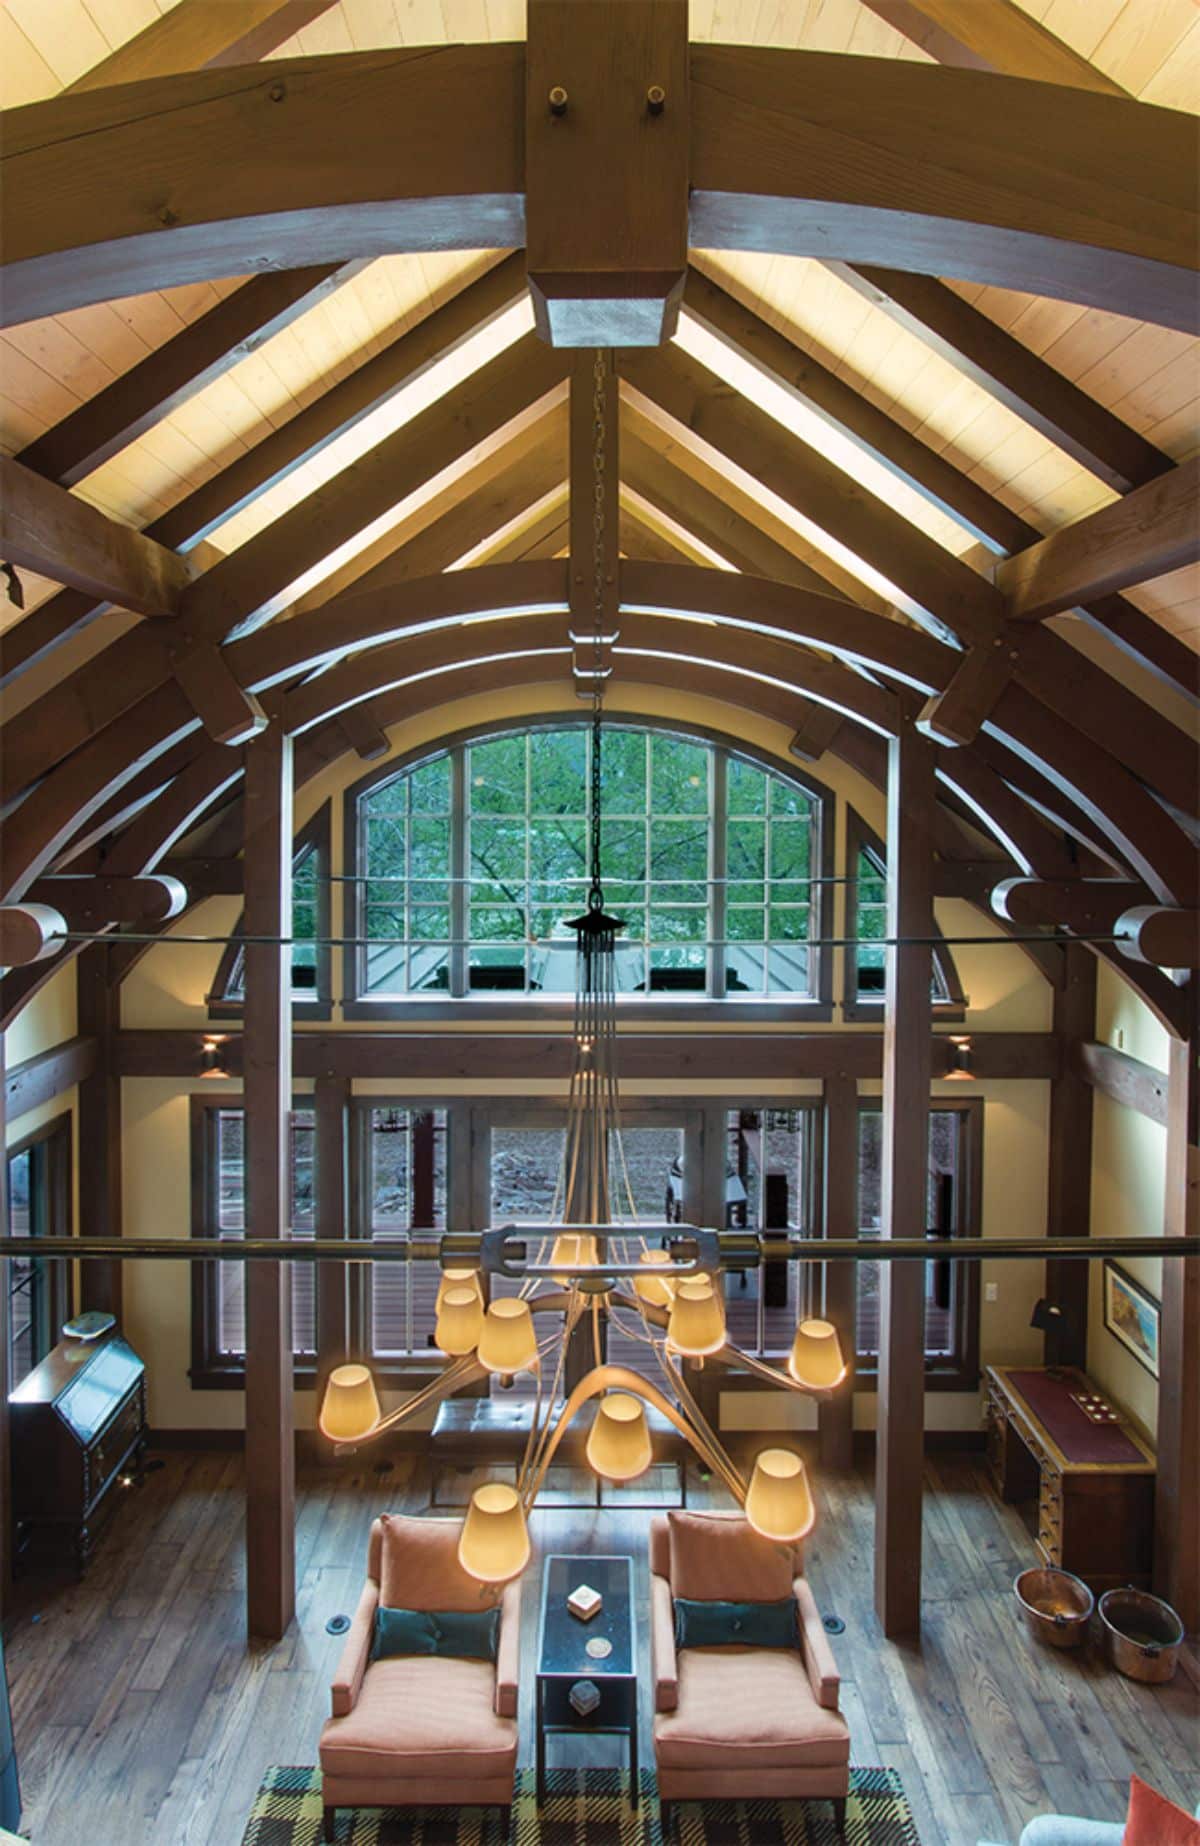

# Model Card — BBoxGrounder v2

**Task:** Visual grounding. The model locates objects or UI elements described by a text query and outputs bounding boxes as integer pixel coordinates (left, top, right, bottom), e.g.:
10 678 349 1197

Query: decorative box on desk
10 1334 147 1575
984 1365 1154 1591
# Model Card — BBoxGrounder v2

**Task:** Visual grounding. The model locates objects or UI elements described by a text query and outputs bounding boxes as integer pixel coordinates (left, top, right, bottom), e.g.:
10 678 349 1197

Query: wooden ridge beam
999 458 1200 623
5 50 1196 330
0 253 530 691
833 265 1175 496
16 266 355 489
68 0 338 90
0 456 193 617
858 0 1125 95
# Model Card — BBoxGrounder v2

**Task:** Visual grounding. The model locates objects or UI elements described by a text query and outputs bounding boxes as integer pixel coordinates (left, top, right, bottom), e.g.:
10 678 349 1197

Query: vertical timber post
0 1033 9 1617
821 1074 857 1471
1155 988 1199 1631
314 1073 350 1417
1044 945 1095 1366
243 724 295 1642
874 717 935 1638
77 947 123 1319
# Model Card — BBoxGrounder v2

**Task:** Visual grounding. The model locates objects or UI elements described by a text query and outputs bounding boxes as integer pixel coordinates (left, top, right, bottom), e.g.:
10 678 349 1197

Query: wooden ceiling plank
833 264 1175 495
620 344 1006 648
683 265 1032 553
858 0 1127 95
0 253 530 690
0 455 194 616
15 264 359 488
617 507 694 566
1000 456 1200 621
67 1 341 91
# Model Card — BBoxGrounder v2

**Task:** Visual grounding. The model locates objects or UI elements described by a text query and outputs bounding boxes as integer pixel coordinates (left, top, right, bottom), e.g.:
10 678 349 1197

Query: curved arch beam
3 49 1195 329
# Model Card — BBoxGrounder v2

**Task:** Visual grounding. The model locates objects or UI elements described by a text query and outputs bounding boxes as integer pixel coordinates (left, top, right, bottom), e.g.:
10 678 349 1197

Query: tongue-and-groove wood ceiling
0 0 1196 1032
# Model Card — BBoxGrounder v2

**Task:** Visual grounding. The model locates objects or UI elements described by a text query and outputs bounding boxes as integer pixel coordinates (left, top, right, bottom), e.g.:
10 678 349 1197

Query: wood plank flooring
6 1446 1197 1846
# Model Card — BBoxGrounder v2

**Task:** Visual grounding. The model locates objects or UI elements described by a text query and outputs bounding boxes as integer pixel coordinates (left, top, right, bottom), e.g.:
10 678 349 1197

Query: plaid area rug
241 1766 919 1845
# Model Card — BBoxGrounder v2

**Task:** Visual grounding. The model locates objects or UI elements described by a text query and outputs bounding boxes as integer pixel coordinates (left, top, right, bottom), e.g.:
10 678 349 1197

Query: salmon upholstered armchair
650 1511 850 1839
318 1513 520 1840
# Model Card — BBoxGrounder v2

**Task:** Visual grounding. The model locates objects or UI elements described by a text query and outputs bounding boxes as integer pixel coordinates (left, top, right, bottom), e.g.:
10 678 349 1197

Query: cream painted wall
5 963 77 1070
111 681 1056 1434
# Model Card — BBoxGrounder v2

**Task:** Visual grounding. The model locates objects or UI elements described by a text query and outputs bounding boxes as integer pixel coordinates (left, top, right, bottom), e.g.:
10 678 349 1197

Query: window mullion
450 747 468 998
709 749 727 1000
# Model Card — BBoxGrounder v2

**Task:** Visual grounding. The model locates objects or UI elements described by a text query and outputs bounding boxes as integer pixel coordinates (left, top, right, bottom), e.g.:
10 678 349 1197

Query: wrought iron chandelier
318 352 847 1581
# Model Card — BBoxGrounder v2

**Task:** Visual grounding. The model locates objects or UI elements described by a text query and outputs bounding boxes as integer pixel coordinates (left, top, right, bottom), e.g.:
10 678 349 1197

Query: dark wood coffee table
536 1554 638 1808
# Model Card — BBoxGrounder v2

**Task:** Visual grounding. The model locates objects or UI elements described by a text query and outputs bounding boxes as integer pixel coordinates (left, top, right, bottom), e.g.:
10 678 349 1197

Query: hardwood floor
6 1445 1197 1846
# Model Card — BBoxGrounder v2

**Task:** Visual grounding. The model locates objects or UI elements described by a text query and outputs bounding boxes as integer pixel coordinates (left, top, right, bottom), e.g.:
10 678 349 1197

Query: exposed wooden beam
4 1034 97 1119
314 1073 352 1413
160 857 243 899
858 0 1126 95
918 638 1016 747
338 703 390 763
0 905 67 966
475 500 570 566
16 267 355 489
1044 947 1095 1369
991 877 1148 935
1073 1039 1169 1127
0 456 193 616
789 700 845 764
25 874 187 928
1156 995 1200 1629
525 0 689 346
67 0 338 90
876 719 936 1637
243 725 295 1642
170 642 268 746
820 1074 857 1471
617 508 693 566
1115 907 1200 970
0 253 530 690
6 50 1196 330
683 265 1030 553
77 952 122 1320
569 349 619 680
1000 459 1200 622
832 265 1174 496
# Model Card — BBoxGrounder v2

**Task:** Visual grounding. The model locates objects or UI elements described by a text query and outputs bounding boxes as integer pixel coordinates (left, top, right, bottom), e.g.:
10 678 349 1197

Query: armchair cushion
1125 1776 1200 1845
320 1655 517 1783
372 1605 500 1663
377 1512 500 1615
331 1581 379 1718
654 1647 850 1773
652 1573 679 1713
666 1510 799 1602
674 1598 798 1650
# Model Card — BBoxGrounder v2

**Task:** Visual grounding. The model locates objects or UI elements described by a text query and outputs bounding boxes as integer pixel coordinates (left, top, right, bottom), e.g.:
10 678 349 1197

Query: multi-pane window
214 836 325 1005
714 1107 819 1358
852 840 956 1005
193 1105 316 1369
361 1107 448 1359
6 1120 70 1391
355 723 823 1001
855 1102 980 1383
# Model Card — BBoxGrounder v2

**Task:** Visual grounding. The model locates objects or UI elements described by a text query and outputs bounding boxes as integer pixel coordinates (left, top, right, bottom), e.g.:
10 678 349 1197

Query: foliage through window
211 810 329 1011
353 724 824 1000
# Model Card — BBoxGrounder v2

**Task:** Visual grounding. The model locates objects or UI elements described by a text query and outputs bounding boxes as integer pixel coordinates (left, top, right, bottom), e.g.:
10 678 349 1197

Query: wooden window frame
207 802 333 1022
5 1110 73 1389
842 806 966 1024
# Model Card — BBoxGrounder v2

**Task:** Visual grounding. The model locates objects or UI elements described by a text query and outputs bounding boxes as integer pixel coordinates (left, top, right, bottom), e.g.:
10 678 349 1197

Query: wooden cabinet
9 1334 147 1574
985 1366 1155 1592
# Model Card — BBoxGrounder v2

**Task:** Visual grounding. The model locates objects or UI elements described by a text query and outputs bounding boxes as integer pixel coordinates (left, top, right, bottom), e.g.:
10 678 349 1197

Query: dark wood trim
314 1074 351 1405
1074 1039 1169 1127
0 455 193 617
5 1110 75 1385
843 806 966 1023
1155 996 1199 1631
67 0 339 90
242 726 295 1642
4 1035 96 1122
858 0 1126 93
875 721 936 1637
207 803 332 1020
0 1035 8 1616
1044 948 1095 1369
77 952 122 1320
820 1075 856 1470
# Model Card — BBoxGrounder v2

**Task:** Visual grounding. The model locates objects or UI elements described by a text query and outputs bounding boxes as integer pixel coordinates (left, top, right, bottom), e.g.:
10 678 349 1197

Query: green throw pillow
673 1597 798 1650
371 1605 500 1663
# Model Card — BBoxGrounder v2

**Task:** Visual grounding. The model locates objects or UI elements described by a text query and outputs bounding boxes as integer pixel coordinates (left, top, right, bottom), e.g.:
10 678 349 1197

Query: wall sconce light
945 1034 972 1079
199 1035 230 1078
1029 1298 1066 1334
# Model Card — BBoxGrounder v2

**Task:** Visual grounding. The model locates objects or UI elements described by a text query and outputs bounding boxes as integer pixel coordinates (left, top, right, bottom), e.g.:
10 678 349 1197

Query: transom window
351 723 824 1001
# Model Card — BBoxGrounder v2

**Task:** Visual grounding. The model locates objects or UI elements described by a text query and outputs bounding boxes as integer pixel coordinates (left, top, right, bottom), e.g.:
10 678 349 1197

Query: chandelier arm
654 1345 748 1502
345 1353 485 1444
519 1292 585 1493
724 1346 829 1396
519 1363 748 1514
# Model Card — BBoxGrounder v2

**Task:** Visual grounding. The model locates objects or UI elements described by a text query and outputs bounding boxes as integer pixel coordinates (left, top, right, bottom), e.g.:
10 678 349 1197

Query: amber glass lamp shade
787 1318 847 1389
550 1233 600 1284
435 1285 485 1356
666 1278 726 1356
633 1248 675 1308
745 1448 815 1542
319 1363 382 1442
586 1392 653 1482
477 1296 539 1374
435 1268 482 1315
458 1483 531 1583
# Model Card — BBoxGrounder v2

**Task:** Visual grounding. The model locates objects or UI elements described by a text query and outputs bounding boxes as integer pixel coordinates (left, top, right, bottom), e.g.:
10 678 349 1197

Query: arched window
347 721 831 1006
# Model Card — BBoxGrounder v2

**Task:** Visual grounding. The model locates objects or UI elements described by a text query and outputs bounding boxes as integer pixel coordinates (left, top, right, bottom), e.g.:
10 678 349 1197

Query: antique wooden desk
984 1365 1155 1591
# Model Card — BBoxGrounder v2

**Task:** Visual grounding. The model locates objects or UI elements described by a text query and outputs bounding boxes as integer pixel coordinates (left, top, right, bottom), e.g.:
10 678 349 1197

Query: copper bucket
1098 1587 1184 1684
1014 1567 1093 1649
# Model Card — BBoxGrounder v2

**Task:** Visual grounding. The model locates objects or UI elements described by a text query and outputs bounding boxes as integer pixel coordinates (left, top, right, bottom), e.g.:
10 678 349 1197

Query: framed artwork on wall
1102 1261 1160 1380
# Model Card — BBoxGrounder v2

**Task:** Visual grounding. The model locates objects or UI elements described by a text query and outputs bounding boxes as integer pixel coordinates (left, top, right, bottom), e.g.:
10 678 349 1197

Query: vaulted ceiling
0 0 1196 1032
